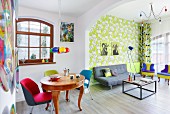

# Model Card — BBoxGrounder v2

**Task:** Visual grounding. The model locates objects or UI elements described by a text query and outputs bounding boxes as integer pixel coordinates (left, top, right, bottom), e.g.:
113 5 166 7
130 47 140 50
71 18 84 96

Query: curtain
151 33 170 73
138 23 152 70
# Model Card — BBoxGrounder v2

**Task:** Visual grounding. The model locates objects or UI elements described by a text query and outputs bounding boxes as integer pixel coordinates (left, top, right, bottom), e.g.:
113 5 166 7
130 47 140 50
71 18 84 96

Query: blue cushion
157 72 170 76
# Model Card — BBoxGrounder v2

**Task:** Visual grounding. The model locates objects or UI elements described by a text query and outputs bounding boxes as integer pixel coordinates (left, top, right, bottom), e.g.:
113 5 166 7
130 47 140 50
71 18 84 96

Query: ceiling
19 0 170 21
108 0 170 22
19 0 102 17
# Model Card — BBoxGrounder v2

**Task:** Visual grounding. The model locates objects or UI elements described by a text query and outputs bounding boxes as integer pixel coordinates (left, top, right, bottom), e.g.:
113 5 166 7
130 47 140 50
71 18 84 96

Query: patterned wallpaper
89 15 140 70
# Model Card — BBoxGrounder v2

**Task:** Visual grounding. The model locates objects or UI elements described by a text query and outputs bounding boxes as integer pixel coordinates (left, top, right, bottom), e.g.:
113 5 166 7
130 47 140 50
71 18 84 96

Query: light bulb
159 19 161 24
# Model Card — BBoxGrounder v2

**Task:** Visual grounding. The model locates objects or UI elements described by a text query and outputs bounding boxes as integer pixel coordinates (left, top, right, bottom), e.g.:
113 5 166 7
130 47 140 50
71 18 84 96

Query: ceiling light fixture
58 0 62 23
140 3 167 23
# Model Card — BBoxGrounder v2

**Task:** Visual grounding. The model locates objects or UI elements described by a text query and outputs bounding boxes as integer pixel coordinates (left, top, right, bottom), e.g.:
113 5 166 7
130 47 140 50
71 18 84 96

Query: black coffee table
122 79 156 100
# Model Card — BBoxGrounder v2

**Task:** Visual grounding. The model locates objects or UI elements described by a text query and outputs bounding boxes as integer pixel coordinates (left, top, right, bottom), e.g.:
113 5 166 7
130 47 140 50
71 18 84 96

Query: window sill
19 62 56 66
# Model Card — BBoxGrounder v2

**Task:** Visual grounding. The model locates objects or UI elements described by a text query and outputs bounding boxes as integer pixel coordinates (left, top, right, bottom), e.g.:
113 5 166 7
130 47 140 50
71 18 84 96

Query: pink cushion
34 92 52 103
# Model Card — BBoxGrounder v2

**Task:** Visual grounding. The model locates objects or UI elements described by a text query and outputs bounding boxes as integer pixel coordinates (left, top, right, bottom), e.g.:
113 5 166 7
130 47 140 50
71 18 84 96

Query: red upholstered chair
20 78 52 114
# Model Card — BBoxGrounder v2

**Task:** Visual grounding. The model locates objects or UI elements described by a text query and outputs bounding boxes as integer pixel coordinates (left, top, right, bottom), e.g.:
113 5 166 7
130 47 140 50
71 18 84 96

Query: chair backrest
142 63 155 71
80 70 92 88
20 78 40 106
44 70 58 76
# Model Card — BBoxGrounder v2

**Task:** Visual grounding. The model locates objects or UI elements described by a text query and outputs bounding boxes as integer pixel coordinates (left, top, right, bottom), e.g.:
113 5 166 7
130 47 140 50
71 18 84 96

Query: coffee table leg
140 86 142 100
122 81 124 93
78 85 84 111
66 90 70 102
52 91 60 114
155 81 157 93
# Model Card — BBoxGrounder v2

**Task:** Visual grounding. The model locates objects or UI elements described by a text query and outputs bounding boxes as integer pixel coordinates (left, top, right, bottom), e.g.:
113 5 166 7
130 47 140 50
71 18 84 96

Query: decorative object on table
60 22 74 42
50 76 61 82
141 63 155 79
127 46 137 80
139 3 167 23
111 42 119 55
64 68 69 76
76 74 80 78
50 47 70 54
70 75 74 80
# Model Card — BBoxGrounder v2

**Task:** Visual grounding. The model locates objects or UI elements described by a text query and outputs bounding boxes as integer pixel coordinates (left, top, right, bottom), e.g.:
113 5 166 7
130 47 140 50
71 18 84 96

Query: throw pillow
111 70 118 76
102 68 112 77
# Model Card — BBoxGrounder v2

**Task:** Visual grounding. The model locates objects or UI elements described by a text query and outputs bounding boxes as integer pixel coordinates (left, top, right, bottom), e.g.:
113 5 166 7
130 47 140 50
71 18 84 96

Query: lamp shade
128 46 133 51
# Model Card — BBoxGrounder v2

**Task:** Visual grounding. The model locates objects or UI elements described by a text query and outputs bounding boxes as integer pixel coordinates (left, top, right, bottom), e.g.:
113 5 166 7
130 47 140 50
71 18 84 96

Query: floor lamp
127 46 137 80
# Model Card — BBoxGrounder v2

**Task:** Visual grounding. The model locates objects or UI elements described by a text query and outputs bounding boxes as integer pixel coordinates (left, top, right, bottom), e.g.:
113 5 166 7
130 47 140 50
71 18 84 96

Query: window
151 33 170 72
16 18 54 65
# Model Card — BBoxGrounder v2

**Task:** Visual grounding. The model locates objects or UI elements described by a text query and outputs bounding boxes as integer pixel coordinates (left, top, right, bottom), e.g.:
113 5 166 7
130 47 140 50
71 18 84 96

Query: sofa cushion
95 76 118 86
109 64 127 74
101 68 112 77
111 69 118 76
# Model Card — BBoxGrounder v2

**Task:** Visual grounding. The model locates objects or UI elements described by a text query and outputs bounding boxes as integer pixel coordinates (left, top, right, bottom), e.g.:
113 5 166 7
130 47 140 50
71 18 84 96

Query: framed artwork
111 42 119 55
60 22 74 42
100 42 111 56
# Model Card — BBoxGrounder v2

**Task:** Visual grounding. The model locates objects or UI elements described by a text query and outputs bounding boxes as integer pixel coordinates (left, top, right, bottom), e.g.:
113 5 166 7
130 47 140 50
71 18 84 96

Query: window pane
41 36 50 47
41 48 50 59
41 23 50 34
30 21 40 33
30 35 40 47
17 21 28 32
168 35 170 42
17 35 28 47
30 48 39 59
18 48 28 60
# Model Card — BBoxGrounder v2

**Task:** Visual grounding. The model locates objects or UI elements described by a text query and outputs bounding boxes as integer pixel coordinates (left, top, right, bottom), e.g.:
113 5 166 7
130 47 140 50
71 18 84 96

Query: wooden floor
16 77 170 114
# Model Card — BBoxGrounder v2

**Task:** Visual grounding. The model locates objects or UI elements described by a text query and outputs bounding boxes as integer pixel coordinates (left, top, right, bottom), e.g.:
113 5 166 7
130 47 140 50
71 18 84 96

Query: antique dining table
40 73 85 114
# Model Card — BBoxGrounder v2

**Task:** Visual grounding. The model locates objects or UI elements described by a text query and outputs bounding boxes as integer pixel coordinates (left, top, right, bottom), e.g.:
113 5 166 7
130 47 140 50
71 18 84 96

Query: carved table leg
168 79 169 85
151 76 153 80
158 77 160 82
66 90 70 102
52 91 60 114
78 85 84 111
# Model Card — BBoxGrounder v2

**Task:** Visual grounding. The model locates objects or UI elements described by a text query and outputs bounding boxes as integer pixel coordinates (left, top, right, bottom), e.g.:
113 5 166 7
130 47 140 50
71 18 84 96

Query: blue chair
141 63 155 79
80 70 93 100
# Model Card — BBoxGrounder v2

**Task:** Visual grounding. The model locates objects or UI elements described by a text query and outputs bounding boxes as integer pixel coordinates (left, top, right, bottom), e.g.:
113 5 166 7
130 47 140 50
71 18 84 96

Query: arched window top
16 18 54 65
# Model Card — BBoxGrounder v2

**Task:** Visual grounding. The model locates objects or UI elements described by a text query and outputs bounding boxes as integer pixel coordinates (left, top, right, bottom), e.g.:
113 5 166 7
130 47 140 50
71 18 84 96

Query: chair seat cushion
157 72 170 76
34 92 52 104
142 70 154 73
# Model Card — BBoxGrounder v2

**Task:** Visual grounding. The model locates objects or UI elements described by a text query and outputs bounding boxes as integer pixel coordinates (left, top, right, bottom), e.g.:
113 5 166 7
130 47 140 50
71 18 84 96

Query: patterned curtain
138 22 152 70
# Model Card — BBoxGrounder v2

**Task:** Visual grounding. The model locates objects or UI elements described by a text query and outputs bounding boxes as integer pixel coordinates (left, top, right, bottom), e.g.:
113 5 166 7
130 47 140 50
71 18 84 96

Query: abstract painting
60 22 74 42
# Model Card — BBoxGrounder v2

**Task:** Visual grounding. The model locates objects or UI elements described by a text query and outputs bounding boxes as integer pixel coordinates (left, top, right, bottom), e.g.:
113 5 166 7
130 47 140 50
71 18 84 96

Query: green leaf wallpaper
89 15 140 70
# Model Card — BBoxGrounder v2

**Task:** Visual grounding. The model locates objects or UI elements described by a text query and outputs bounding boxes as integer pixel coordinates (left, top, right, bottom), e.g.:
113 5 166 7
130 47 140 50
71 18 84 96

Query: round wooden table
40 73 85 114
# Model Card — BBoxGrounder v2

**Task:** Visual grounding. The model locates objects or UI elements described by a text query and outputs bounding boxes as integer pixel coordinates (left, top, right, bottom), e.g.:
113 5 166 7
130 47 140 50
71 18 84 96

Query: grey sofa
93 64 129 89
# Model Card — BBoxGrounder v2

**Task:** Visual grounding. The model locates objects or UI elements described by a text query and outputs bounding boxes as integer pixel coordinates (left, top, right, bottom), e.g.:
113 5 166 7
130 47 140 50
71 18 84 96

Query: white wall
17 0 135 102
16 6 83 102
0 87 15 113
151 17 170 37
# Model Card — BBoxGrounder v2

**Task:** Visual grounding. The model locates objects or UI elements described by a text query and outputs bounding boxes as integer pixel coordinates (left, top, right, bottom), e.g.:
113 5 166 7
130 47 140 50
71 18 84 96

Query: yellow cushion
102 68 112 77
146 64 151 70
